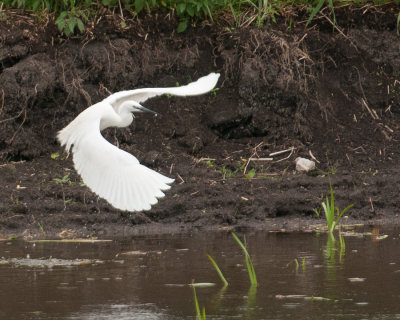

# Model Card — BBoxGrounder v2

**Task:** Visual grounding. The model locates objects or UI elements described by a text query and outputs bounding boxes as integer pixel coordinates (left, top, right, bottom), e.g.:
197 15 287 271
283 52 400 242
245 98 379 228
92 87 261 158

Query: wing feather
69 125 173 212
105 73 220 111
57 72 219 211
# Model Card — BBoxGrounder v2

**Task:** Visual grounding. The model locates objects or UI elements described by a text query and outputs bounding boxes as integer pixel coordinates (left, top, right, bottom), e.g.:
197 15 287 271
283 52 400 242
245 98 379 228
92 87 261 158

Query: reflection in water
0 228 399 319
324 232 346 300
67 304 169 320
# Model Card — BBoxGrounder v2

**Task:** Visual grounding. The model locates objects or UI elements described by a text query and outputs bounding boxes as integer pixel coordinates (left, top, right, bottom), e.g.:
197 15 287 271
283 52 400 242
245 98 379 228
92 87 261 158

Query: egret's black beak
136 104 159 116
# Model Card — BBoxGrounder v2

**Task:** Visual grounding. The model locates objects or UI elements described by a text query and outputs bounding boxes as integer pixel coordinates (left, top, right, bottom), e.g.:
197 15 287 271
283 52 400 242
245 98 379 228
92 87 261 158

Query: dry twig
274 147 295 163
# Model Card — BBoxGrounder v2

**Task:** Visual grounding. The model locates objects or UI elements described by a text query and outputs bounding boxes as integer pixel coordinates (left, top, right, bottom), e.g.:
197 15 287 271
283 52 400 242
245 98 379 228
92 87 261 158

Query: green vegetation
192 285 206 320
314 182 353 233
307 0 335 27
232 232 257 286
50 152 60 160
220 162 258 179
2 0 399 34
53 172 72 209
53 173 71 185
221 162 245 179
207 254 229 286
38 221 46 236
245 168 256 179
193 233 257 318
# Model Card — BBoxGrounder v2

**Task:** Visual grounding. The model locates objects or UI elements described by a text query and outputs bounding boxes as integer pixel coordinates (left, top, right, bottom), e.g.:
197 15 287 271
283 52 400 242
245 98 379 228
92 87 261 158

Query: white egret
58 72 220 211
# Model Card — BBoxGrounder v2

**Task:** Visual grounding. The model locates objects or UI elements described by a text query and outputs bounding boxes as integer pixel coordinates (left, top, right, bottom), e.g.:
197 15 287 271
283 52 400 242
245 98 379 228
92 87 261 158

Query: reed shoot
207 254 229 287
318 183 353 233
232 232 258 286
192 285 206 320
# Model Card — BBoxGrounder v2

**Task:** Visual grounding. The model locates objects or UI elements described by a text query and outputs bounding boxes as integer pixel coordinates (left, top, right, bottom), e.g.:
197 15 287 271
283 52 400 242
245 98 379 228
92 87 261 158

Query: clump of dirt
1 8 400 239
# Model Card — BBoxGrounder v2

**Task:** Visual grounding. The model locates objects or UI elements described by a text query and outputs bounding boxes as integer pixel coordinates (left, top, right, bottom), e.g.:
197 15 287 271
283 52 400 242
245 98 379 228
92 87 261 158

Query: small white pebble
295 157 316 172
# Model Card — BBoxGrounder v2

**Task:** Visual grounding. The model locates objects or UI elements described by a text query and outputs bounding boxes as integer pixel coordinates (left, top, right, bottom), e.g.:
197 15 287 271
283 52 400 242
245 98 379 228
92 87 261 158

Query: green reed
232 232 258 286
207 254 229 287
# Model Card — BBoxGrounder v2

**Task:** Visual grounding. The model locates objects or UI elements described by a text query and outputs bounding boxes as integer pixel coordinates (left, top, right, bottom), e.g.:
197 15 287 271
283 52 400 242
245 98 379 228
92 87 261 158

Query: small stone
295 157 316 172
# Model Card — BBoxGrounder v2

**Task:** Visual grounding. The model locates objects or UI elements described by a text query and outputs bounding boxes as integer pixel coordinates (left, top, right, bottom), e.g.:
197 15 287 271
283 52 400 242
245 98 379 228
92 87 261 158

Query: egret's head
126 101 158 116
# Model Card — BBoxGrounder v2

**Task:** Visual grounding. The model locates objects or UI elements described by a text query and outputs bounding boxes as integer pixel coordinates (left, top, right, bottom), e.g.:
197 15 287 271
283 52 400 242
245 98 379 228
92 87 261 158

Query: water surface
1 227 400 319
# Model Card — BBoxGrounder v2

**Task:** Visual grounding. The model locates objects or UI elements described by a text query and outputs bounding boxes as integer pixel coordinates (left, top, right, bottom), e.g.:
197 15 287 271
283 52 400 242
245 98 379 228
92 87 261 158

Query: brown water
1 227 400 319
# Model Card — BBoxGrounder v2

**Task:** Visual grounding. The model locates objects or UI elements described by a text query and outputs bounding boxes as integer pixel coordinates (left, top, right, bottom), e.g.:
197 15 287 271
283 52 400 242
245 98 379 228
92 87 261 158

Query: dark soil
1 7 400 239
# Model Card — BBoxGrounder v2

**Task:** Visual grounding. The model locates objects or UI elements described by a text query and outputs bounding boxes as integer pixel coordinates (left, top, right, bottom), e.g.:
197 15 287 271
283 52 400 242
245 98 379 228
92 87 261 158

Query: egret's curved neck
100 103 133 131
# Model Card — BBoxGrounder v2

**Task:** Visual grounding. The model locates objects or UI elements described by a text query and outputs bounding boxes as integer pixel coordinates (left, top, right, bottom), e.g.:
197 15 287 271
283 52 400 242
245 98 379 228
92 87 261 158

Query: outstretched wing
105 72 220 110
69 122 174 212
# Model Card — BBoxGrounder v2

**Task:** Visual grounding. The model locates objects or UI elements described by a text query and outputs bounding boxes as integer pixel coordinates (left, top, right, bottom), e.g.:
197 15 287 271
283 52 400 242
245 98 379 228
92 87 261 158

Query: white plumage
58 73 220 211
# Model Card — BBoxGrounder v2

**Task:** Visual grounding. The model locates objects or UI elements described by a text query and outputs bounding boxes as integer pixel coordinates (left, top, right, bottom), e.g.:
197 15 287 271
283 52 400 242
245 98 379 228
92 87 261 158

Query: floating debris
164 283 216 288
116 250 162 258
275 295 306 300
305 296 331 302
117 250 148 256
189 283 216 288
28 239 112 243
374 234 389 241
276 295 330 302
348 277 366 282
0 257 100 268
164 284 187 287
282 303 301 309
341 231 372 237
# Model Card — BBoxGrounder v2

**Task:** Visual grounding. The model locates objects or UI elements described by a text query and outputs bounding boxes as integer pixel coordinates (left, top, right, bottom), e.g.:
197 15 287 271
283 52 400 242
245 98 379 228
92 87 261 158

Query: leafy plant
53 173 71 184
3 0 89 35
50 152 60 160
53 173 71 210
55 9 87 35
221 162 246 179
232 232 257 286
315 183 353 233
210 87 219 97
207 254 229 286
245 168 256 179
174 0 215 32
3 0 396 36
206 160 214 168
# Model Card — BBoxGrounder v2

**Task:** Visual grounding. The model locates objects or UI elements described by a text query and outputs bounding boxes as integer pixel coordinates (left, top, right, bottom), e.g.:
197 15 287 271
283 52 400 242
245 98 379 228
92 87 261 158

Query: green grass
232 232 257 287
306 0 336 28
53 172 72 210
37 221 45 236
207 254 229 286
221 162 246 179
192 285 206 320
314 182 353 233
2 0 399 35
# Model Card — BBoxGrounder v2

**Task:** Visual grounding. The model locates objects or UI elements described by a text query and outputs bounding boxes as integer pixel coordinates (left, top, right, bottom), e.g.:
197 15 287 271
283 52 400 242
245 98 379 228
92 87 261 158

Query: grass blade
332 203 354 230
318 181 353 233
232 232 247 252
232 232 258 286
207 254 229 287
192 285 205 320
306 0 325 26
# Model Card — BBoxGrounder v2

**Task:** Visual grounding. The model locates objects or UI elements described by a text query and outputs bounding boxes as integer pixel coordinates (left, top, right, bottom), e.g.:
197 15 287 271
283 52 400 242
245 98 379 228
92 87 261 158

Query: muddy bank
1 8 400 239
